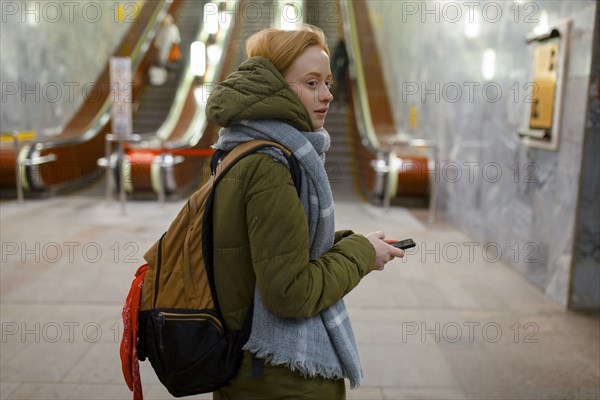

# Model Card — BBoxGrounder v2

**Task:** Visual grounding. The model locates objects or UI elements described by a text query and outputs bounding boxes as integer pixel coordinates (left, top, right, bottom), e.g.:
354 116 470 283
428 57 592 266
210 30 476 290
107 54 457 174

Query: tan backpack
136 140 300 396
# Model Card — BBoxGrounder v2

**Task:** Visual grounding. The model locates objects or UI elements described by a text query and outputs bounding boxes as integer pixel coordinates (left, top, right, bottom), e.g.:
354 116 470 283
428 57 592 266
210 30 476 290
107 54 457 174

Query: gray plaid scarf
213 119 362 388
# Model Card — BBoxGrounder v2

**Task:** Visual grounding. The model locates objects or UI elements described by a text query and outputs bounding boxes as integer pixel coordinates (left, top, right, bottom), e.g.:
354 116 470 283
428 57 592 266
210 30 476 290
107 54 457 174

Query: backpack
129 140 301 397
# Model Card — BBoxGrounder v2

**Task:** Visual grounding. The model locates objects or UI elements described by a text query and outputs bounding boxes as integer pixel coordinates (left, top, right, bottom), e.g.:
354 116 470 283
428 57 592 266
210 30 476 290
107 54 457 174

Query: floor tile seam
7 383 79 400
0 379 82 384
0 379 82 399
0 381 22 400
437 339 470 398
347 305 559 313
0 340 30 368
1 303 565 314
0 301 123 306
0 382 474 392
382 397 466 400
60 378 130 386
58 342 96 383
358 384 467 389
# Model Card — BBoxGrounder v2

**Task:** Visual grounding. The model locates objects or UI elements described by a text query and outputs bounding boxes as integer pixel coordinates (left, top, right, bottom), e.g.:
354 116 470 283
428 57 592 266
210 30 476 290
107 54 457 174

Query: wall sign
109 57 133 138
518 19 571 151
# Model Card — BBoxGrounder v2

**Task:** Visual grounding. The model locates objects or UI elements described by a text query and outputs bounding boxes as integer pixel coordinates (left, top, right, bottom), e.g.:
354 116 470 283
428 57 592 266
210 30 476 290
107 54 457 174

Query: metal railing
13 0 170 195
1 131 57 203
119 1 237 201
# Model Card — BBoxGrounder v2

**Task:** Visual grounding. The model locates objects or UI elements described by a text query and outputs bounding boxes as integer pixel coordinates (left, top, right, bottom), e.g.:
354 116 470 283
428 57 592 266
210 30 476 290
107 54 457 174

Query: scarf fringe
243 340 361 388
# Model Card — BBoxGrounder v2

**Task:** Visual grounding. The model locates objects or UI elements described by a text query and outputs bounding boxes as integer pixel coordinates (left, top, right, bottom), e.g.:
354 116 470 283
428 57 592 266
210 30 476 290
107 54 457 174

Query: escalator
1 0 431 206
128 0 433 210
124 0 235 195
125 0 422 202
107 0 212 196
307 0 432 207
0 0 176 195
132 0 203 137
305 0 358 200
124 0 285 196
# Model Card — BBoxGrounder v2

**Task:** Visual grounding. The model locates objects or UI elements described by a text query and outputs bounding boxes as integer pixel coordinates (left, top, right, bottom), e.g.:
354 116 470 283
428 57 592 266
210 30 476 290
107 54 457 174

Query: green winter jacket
207 57 376 400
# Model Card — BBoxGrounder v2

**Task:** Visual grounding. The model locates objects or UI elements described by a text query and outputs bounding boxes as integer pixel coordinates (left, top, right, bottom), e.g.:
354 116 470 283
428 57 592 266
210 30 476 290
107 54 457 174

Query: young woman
205 25 404 400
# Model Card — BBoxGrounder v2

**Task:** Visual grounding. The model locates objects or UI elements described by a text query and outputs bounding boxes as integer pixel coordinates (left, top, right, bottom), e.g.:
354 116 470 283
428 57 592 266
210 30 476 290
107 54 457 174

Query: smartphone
391 238 416 250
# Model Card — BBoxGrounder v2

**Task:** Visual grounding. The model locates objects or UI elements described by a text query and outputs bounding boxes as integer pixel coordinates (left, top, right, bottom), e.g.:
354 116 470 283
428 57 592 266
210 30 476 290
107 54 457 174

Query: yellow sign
529 41 558 130
409 106 417 129
0 131 37 142
115 1 142 23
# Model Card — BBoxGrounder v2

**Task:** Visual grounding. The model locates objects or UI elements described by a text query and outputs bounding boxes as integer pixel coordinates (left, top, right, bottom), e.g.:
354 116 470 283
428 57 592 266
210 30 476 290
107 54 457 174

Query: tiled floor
1 189 598 400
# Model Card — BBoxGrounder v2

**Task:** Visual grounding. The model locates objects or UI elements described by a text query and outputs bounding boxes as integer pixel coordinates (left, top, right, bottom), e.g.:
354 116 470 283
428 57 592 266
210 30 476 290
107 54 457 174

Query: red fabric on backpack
120 264 148 400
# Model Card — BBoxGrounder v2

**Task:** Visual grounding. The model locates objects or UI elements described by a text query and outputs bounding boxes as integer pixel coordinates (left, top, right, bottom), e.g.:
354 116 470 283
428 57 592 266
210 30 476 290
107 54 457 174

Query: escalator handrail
131 8 237 151
339 0 381 152
30 0 170 150
170 18 236 149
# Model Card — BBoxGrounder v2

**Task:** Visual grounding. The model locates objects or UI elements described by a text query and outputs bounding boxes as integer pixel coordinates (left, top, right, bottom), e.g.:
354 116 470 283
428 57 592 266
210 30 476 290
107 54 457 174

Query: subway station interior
1 1 599 399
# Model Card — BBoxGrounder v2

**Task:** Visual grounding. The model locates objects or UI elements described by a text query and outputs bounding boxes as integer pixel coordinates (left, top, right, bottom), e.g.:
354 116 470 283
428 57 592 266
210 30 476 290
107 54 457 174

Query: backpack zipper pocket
155 311 224 353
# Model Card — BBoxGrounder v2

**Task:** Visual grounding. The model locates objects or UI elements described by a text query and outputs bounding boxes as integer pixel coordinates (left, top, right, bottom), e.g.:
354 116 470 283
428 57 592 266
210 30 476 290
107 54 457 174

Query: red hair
245 25 330 74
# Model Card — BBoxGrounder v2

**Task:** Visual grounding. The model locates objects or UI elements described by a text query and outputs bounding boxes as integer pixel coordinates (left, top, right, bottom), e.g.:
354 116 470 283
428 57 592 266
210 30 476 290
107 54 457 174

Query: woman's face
283 46 334 130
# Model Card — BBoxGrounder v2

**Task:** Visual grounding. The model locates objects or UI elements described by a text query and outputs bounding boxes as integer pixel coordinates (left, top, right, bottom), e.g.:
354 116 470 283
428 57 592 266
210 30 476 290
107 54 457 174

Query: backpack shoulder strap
203 140 299 317
210 140 301 194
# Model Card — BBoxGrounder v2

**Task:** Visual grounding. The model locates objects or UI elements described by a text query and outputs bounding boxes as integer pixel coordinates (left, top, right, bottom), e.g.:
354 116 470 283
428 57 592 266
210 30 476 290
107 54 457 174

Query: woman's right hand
364 231 405 270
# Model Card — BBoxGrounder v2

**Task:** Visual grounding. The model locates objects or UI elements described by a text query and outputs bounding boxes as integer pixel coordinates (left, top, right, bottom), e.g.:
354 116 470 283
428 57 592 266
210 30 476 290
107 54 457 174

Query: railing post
103 133 141 214
117 139 127 215
384 150 394 210
428 146 438 223
12 131 24 204
370 151 390 207
157 139 166 207
105 134 114 204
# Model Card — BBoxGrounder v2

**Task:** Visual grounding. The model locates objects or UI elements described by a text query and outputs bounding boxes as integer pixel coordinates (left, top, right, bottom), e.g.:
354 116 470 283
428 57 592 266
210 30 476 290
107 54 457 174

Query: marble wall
365 0 598 307
0 1 134 136
571 10 599 310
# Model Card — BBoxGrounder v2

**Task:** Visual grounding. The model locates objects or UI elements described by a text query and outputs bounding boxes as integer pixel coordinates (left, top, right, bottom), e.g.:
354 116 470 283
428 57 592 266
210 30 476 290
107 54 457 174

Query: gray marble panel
571 17 600 309
0 1 134 136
